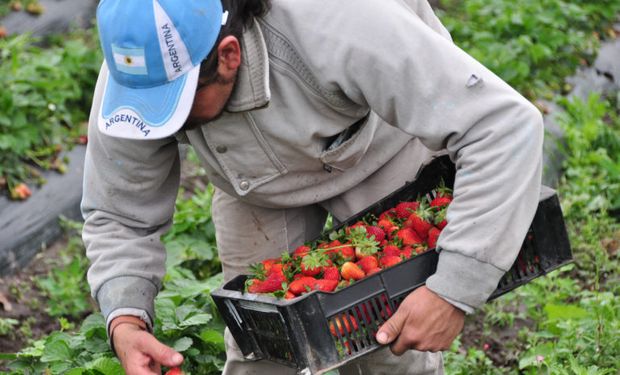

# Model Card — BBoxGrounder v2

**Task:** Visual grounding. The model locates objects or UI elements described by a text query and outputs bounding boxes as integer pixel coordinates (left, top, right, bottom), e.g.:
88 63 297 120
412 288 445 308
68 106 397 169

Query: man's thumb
376 309 407 345
145 338 184 368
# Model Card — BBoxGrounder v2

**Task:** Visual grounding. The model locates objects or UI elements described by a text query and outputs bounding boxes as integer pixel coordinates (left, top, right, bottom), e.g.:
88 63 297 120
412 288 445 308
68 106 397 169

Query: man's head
96 0 269 139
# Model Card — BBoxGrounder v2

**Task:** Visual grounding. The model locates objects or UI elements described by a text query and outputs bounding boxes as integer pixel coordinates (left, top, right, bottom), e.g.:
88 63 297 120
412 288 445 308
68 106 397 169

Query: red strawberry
246 278 263 294
300 252 328 276
322 266 341 281
165 367 184 375
382 244 401 257
293 245 311 258
285 291 296 299
288 276 317 295
427 227 441 249
394 201 420 219
311 279 338 292
380 255 402 268
356 255 379 274
340 261 365 281
346 221 366 235
378 208 397 220
403 204 434 240
367 267 382 276
400 246 414 259
434 208 447 229
430 195 452 209
329 314 358 336
396 228 423 246
377 218 399 238
254 271 286 293
326 240 355 262
365 225 385 243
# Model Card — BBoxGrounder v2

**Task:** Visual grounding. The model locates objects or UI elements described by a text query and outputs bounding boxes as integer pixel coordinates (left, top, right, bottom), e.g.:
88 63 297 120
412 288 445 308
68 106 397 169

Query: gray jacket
82 0 543 331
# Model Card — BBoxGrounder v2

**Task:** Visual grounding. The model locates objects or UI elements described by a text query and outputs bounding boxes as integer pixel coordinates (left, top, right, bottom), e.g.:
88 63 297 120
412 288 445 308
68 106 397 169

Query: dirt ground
0 237 85 353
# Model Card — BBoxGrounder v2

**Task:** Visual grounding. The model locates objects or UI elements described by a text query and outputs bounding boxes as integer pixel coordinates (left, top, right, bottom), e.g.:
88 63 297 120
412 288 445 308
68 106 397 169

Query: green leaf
40 340 72 362
172 337 193 352
179 313 213 327
544 303 589 321
89 357 124 375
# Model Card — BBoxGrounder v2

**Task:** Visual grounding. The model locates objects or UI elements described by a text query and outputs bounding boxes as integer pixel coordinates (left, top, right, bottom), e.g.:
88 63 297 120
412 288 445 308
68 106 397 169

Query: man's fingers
376 308 407 345
139 335 184 369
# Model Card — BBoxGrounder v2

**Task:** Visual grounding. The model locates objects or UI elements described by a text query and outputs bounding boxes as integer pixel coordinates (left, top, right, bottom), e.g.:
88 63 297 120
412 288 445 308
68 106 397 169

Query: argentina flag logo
112 45 148 75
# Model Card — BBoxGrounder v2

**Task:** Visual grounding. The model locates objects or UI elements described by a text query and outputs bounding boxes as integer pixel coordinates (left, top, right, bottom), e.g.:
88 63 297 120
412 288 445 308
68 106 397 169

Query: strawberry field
0 1 619 374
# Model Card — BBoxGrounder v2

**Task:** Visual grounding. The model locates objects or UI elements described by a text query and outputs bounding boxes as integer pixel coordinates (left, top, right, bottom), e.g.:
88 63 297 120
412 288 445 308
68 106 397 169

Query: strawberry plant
0 29 100 198
436 0 620 100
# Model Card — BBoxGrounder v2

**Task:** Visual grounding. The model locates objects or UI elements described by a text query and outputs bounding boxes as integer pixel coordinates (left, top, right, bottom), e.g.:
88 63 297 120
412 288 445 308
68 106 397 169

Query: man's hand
112 321 184 375
375 286 465 354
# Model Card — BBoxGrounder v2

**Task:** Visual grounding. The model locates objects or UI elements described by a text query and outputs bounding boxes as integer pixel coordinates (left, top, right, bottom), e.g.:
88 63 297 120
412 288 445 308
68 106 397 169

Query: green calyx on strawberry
434 207 447 229
347 226 380 259
430 180 453 209
403 202 434 240
300 251 330 276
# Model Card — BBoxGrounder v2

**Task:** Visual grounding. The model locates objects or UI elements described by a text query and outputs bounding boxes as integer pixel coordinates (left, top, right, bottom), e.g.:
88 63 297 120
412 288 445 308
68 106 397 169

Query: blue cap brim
97 61 199 139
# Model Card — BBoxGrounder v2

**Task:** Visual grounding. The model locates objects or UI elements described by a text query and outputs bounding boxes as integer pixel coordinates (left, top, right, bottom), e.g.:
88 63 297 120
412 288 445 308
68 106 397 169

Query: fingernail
172 353 183 363
376 332 388 344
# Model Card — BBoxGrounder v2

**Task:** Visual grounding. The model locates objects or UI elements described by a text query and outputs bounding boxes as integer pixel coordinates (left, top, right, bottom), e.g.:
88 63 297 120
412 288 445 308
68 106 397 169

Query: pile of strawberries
244 183 453 300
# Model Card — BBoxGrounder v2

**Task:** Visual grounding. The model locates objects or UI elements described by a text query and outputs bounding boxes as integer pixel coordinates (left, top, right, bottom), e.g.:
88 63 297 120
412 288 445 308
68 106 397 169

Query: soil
0 236 84 353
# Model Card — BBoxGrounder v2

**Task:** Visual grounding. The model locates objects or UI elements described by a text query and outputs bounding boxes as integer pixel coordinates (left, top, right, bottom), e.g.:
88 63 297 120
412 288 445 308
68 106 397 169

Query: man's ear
216 36 241 79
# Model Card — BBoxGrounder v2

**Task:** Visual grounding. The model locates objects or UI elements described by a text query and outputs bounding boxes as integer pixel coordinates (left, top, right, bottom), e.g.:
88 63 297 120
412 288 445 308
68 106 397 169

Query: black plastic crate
211 155 572 375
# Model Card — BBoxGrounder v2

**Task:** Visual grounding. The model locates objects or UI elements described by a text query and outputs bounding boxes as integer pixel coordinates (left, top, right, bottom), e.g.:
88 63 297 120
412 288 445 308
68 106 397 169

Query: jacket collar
225 19 271 112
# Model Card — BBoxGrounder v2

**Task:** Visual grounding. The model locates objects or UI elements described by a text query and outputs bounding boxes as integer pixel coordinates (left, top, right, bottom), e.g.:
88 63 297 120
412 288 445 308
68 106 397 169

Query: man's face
184 72 236 129
183 35 241 129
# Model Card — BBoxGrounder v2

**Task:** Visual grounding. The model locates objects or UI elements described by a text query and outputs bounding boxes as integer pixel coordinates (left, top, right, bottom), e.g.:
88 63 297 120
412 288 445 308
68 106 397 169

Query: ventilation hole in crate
242 309 296 364
328 293 394 359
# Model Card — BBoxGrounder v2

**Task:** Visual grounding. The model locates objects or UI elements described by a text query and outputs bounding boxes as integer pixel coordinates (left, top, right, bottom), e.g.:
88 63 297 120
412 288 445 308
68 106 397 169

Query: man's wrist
109 315 148 355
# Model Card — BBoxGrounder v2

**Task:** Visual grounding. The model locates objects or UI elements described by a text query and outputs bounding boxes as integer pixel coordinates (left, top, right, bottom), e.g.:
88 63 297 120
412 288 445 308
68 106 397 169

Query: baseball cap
96 0 226 139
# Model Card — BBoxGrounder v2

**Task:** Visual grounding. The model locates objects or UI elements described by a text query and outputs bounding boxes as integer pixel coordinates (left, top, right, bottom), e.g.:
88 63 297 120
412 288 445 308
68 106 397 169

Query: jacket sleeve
81 63 181 330
301 0 544 308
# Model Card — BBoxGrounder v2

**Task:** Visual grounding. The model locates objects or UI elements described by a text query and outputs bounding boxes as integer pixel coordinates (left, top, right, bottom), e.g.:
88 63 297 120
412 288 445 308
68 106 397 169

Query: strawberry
394 201 420 219
378 208 397 220
165 367 184 375
382 244 401 257
254 271 286 293
366 267 382 276
288 277 317 295
400 246 414 259
430 195 452 209
403 203 433 240
329 314 358 336
322 266 341 281
377 218 399 238
284 291 296 299
380 255 402 268
396 228 423 246
365 225 385 243
427 227 441 249
340 261 365 281
311 279 338 292
300 252 328 276
346 221 366 235
434 207 447 229
356 255 379 274
293 245 311 258
246 278 263 294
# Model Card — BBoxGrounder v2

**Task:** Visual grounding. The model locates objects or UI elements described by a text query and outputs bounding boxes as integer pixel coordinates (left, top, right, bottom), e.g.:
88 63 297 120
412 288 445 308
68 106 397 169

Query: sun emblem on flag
124 56 133 65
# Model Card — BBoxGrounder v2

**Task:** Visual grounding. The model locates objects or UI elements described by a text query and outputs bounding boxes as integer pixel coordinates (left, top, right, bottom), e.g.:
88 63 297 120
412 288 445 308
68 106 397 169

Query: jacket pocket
202 112 287 196
320 112 378 172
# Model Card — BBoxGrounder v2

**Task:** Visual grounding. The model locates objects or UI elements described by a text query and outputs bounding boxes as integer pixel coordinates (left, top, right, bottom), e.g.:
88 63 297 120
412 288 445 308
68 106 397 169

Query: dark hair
198 0 271 82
